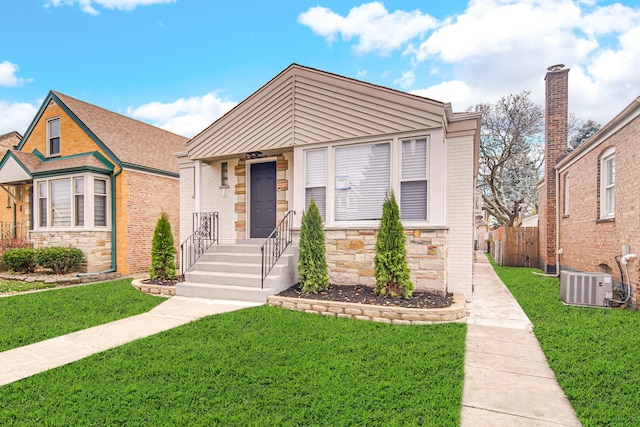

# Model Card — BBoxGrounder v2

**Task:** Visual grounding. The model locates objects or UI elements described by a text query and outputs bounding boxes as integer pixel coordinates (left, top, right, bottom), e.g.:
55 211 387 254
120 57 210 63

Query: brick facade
542 65 569 273
558 112 640 307
120 170 180 275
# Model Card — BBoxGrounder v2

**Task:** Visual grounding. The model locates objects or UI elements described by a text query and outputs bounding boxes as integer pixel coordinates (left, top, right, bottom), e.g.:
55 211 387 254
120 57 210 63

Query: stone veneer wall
292 227 448 294
30 230 112 273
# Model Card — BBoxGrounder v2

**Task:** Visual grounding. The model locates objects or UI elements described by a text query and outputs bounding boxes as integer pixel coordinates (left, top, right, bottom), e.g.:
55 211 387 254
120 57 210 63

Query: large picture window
335 142 390 221
299 136 435 225
35 174 109 229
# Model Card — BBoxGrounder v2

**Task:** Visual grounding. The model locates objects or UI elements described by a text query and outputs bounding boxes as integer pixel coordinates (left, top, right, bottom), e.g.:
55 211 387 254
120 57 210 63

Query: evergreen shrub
374 190 413 298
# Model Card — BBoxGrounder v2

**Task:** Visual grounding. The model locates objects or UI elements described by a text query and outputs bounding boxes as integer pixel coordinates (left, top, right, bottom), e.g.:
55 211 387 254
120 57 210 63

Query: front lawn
0 306 466 426
0 279 165 352
490 257 640 427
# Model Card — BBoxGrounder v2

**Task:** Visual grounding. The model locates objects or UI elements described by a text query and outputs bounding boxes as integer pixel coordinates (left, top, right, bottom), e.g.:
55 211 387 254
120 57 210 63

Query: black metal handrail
180 212 219 281
261 210 295 288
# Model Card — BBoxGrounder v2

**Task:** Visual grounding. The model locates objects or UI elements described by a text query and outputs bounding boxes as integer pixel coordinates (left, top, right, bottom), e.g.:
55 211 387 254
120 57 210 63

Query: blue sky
1 0 640 137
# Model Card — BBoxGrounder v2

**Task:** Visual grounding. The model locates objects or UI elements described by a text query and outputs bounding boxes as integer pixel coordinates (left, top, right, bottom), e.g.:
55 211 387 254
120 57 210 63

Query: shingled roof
50 92 188 174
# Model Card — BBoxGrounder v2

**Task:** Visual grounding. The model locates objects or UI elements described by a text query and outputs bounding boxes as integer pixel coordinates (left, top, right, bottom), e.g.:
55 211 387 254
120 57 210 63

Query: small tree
374 190 413 298
149 212 176 280
298 199 328 293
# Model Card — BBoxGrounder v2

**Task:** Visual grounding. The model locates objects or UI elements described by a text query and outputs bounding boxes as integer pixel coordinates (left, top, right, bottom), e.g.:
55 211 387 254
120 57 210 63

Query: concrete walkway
462 252 581 426
0 297 260 387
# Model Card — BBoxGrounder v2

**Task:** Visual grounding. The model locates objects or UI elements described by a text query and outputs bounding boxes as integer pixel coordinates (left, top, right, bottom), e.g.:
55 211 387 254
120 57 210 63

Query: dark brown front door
250 161 276 238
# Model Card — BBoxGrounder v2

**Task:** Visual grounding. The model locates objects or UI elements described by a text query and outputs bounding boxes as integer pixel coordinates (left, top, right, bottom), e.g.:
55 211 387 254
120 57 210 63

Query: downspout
76 168 120 277
533 167 562 277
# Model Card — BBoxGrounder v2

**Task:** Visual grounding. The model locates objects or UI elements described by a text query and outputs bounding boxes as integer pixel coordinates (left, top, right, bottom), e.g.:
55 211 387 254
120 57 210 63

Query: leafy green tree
374 190 413 298
298 199 328 293
149 212 176 280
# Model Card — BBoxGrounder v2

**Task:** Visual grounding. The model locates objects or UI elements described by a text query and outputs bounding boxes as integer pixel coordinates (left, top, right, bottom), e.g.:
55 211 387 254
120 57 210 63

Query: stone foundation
292 227 448 294
30 230 112 273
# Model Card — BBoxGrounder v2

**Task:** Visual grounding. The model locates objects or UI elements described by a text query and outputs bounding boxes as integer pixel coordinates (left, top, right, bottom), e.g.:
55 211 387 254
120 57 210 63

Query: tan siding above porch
187 64 447 160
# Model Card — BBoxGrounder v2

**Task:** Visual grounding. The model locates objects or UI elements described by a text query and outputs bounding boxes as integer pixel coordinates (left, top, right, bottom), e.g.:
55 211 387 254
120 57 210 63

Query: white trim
293 130 445 228
599 146 615 219
34 172 111 231
194 159 202 212
46 117 61 158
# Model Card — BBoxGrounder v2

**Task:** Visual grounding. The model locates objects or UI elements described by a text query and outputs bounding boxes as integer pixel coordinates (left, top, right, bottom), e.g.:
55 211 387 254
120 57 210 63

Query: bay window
35 174 109 229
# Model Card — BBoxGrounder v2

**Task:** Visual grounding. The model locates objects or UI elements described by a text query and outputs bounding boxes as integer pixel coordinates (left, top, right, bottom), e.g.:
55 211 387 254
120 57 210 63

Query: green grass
0 279 165 352
0 280 58 293
0 306 466 426
489 256 640 427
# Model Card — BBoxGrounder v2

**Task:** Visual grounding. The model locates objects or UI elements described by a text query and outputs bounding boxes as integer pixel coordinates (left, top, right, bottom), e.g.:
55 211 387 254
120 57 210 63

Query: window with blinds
305 149 326 221
38 182 48 227
35 175 108 229
94 179 107 227
51 179 71 227
335 142 390 221
75 177 85 226
401 138 428 220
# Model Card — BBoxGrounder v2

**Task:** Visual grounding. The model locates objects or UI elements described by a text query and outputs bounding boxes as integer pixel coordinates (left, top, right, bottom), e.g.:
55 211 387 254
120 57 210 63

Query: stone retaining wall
268 293 467 325
131 278 175 296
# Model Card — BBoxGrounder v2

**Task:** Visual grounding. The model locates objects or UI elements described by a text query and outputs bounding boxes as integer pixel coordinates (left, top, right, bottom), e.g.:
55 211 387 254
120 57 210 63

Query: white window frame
599 147 615 220
293 132 445 228
47 117 61 157
34 173 110 230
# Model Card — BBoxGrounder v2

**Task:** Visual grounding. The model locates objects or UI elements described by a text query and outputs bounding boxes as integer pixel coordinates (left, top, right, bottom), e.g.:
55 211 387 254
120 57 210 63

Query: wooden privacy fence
491 226 539 268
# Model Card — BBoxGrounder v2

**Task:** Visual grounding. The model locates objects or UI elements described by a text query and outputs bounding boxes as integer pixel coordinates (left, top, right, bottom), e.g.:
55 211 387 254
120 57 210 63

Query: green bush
374 190 413 298
298 199 328 293
2 248 37 273
34 247 84 274
149 212 176 280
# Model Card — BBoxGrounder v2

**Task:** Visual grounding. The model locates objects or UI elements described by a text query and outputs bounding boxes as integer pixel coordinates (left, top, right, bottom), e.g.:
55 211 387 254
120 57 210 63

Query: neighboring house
539 63 640 307
0 91 188 274
521 214 538 228
0 131 24 238
177 64 481 301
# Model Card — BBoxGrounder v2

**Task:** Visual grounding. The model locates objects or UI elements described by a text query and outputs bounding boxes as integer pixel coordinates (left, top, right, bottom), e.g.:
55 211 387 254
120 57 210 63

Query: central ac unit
560 271 613 307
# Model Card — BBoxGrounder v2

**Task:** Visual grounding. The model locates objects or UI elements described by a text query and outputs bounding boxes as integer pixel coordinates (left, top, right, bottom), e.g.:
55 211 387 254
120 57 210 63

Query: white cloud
0 100 38 135
127 92 237 138
298 2 438 54
0 61 34 87
45 0 175 15
394 70 415 89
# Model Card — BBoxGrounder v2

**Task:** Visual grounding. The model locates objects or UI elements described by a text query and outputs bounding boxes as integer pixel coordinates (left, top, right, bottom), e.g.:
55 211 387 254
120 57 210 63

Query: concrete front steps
176 242 298 303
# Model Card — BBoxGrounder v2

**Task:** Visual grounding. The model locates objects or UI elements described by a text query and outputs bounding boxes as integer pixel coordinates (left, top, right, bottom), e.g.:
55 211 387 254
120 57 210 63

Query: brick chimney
541 64 569 273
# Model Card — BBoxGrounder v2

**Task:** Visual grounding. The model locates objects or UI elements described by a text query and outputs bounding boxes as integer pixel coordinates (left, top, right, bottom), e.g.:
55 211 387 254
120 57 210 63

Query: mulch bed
140 278 178 286
276 283 453 309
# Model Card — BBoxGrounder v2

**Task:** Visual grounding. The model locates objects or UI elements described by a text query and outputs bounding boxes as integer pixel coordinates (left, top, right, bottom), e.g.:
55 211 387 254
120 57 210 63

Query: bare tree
470 91 544 226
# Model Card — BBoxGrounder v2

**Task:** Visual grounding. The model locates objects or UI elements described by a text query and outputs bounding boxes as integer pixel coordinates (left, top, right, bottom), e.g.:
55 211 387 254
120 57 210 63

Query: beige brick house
177 64 481 302
0 91 188 275
539 64 640 307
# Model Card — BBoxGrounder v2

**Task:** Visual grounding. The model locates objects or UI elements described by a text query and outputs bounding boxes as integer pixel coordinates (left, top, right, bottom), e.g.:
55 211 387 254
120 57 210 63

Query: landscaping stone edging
268 292 468 324
131 278 176 296
0 271 120 285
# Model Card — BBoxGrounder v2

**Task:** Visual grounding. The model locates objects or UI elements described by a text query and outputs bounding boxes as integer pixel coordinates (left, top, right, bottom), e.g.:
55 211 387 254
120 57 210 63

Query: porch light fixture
246 151 263 159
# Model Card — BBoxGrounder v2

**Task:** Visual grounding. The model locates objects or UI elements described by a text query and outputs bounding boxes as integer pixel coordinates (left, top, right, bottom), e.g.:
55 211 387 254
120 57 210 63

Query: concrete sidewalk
462 252 581 426
0 297 260 387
